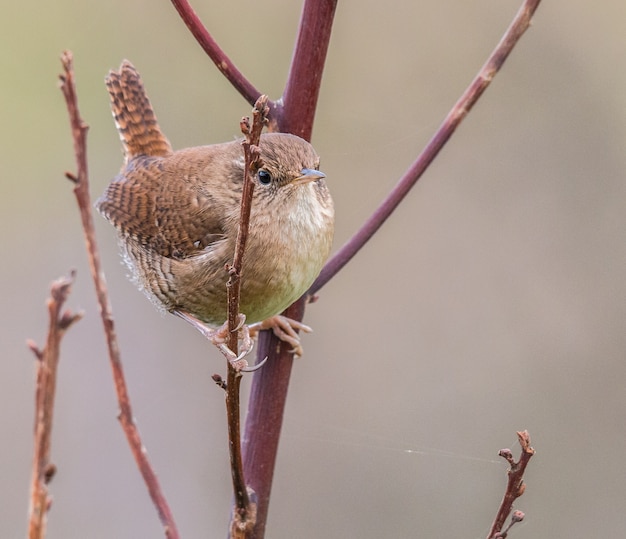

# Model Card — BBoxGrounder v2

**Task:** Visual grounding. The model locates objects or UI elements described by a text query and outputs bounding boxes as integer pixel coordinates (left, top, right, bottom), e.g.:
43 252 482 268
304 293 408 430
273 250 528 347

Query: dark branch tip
65 171 79 184
44 463 57 484
212 374 228 390
26 339 43 360
59 309 84 330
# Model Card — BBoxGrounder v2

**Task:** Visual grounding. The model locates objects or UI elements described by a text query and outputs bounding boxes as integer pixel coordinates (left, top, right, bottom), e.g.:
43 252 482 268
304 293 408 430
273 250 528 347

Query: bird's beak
292 168 326 185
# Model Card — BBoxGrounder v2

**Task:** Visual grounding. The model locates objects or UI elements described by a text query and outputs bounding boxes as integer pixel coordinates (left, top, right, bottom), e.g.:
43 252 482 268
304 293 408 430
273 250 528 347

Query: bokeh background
2 1 625 537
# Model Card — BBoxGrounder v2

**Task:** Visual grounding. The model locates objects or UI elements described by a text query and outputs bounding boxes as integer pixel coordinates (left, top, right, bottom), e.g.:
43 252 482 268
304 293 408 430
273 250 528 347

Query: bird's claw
175 311 312 363
248 315 312 358
174 311 255 369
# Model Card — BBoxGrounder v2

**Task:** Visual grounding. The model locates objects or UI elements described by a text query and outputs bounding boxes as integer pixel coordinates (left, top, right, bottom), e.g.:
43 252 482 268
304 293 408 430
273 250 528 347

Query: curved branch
170 0 261 105
310 0 542 294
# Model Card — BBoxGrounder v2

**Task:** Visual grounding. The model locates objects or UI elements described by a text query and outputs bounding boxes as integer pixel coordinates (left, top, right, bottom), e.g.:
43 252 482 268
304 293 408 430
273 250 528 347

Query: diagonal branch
59 51 180 539
310 0 542 294
27 272 82 539
169 0 261 105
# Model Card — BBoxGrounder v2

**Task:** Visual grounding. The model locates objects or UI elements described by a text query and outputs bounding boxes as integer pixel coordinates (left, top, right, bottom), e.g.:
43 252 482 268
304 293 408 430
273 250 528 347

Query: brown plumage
97 61 334 327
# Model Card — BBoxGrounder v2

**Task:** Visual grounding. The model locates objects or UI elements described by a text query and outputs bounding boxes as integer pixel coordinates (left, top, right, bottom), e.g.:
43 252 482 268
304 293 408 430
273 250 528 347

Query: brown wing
96 155 226 259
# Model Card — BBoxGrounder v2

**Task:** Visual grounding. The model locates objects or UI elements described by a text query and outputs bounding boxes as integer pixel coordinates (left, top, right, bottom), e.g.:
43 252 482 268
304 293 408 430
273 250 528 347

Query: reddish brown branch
224 97 269 536
169 0 261 105
59 51 180 539
310 0 543 294
277 0 338 139
487 431 535 539
27 272 82 539
242 295 305 539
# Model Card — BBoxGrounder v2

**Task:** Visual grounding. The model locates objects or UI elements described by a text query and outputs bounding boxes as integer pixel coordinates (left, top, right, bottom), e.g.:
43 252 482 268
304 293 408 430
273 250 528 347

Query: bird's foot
248 315 312 358
174 311 255 370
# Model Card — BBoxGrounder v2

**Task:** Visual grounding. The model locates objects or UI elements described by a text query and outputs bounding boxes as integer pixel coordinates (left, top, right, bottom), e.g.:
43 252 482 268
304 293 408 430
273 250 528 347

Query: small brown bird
97 61 334 356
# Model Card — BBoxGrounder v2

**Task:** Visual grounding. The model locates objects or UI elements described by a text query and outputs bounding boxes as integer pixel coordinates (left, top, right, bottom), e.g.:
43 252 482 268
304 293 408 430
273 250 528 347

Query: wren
96 61 334 353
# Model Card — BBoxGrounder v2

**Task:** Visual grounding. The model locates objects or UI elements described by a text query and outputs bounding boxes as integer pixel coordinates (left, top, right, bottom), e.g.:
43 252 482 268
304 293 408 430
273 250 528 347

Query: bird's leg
248 316 313 358
173 311 255 366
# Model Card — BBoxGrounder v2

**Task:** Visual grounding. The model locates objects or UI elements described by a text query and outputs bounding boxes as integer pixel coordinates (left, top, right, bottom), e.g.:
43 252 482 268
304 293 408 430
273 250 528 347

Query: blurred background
2 1 625 537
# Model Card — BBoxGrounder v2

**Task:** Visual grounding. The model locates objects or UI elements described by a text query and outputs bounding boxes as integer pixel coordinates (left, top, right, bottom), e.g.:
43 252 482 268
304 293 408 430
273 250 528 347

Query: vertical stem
242 297 306 539
225 99 269 535
240 3 338 536
278 0 338 139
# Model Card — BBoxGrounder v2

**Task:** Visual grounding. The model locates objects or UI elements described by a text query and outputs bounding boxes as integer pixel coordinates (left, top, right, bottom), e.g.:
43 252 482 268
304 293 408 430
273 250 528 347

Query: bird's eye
257 170 272 185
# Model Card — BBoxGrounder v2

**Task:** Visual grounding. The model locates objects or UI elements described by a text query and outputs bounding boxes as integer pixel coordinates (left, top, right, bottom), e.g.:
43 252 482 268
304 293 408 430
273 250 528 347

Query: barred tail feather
106 60 172 161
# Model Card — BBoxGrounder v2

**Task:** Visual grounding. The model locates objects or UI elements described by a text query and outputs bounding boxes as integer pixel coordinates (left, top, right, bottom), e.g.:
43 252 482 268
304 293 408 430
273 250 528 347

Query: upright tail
106 60 173 161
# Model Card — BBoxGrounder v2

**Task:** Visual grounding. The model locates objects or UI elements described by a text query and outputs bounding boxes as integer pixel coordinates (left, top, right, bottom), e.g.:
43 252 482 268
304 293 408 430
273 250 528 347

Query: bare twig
487 431 535 539
224 96 270 537
310 0 543 294
59 51 180 539
227 97 269 354
27 272 82 539
169 0 261 105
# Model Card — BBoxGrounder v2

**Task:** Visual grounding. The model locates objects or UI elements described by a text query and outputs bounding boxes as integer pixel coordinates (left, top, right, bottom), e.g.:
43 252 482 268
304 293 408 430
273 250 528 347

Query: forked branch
487 431 535 539
27 272 82 539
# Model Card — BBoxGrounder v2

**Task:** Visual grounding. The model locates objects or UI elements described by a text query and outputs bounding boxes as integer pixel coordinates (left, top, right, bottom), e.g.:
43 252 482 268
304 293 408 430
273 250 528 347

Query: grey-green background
2 1 625 537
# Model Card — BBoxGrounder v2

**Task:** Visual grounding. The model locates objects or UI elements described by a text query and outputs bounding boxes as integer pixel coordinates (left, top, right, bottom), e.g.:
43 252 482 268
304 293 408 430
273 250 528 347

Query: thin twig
487 431 535 539
310 0 543 295
225 96 269 536
27 272 82 539
59 51 180 539
169 0 261 106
